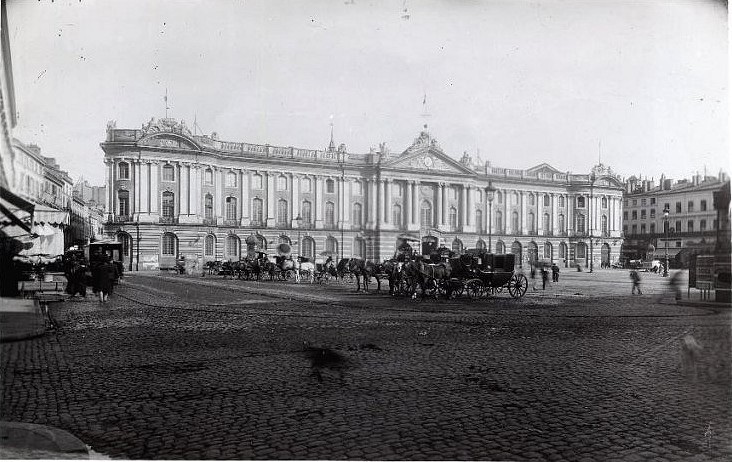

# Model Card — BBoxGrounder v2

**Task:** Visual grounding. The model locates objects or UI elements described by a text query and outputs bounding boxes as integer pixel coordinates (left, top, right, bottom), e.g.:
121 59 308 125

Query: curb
0 421 89 459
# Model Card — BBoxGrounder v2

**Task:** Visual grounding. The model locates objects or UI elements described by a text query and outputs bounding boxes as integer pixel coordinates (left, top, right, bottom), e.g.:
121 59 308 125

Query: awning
0 186 34 233
32 205 69 226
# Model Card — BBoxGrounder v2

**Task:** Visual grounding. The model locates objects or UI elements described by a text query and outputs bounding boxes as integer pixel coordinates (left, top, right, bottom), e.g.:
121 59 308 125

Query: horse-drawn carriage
449 251 528 299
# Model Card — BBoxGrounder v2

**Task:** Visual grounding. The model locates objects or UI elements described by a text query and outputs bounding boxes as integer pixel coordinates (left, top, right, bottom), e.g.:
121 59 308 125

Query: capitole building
101 117 625 271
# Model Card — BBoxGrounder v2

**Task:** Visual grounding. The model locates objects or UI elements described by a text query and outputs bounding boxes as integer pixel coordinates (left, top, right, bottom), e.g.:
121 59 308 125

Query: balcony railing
159 216 178 224
222 219 239 227
249 221 266 228
202 218 216 226
112 215 130 223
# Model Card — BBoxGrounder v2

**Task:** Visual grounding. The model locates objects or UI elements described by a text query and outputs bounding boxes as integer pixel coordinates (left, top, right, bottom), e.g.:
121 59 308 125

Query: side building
621 173 731 266
101 118 625 271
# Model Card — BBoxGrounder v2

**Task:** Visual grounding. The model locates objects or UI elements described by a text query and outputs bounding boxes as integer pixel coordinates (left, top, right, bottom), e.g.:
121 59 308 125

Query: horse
296 256 316 283
402 257 452 299
381 259 404 296
346 258 383 292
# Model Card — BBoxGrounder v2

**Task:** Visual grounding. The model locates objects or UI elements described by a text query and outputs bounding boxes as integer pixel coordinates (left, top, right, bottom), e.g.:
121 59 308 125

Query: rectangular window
687 220 694 233
675 202 681 213
623 211 628 220
205 169 213 185
650 209 656 219
640 210 646 219
226 172 237 188
675 220 681 233
700 220 707 231
640 224 646 234
687 201 694 212
632 199 637 206
163 165 175 182
650 223 656 234
641 198 646 206
650 198 656 205
701 200 707 211
631 224 637 234
631 211 637 220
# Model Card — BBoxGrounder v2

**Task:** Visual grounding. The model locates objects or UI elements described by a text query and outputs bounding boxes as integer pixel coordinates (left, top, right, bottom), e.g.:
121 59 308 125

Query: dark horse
381 259 403 295
402 257 452 298
346 258 383 292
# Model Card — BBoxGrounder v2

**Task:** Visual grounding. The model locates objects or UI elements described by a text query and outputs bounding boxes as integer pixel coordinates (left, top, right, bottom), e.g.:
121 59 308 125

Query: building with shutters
102 118 625 271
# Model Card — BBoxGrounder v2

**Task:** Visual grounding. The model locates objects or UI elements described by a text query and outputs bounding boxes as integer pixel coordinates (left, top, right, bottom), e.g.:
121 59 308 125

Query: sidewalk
0 297 48 342
0 421 90 459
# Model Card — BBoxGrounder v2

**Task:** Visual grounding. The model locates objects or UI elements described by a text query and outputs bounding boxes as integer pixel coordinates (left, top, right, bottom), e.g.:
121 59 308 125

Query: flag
423 93 426 105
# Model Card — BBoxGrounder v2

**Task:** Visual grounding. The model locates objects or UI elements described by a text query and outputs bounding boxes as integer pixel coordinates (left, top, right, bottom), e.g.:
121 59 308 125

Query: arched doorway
476 239 486 251
527 241 538 265
118 232 132 271
496 240 505 254
353 237 366 258
576 242 587 267
559 242 568 267
452 238 463 254
422 235 438 256
601 243 611 268
511 241 522 267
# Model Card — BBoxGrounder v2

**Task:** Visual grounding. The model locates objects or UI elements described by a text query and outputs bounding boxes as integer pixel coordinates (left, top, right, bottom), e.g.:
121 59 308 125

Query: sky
7 0 729 186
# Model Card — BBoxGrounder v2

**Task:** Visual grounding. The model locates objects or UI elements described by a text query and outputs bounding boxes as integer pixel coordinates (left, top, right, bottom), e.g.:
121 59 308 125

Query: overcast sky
7 0 729 186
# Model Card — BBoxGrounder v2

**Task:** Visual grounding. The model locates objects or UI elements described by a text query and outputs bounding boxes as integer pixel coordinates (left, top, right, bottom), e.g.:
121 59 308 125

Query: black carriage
446 251 528 299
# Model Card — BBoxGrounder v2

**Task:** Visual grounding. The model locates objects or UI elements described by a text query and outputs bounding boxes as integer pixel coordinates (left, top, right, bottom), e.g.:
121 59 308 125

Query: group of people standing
530 263 561 290
64 248 118 303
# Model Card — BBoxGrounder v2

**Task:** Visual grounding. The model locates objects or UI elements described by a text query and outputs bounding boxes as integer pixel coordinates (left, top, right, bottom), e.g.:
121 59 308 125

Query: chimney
663 179 672 190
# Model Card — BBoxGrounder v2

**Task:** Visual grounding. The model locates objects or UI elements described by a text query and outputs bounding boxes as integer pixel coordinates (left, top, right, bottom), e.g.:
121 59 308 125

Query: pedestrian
94 255 114 303
669 271 682 301
530 264 537 290
630 270 642 295
541 267 549 290
551 263 560 282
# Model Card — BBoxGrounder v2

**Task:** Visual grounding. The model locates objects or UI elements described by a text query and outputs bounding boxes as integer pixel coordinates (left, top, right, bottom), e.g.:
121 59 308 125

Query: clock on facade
423 156 434 168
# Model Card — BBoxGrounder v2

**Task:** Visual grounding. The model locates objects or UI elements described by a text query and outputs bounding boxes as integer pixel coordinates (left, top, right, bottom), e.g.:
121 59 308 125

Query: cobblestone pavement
1 270 730 460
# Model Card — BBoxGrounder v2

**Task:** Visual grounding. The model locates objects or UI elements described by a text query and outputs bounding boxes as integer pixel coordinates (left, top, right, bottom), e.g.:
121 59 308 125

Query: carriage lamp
485 182 496 253
663 206 669 277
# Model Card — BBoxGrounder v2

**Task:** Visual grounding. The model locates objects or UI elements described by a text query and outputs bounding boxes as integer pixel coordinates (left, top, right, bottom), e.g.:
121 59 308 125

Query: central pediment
138 134 199 150
381 129 476 175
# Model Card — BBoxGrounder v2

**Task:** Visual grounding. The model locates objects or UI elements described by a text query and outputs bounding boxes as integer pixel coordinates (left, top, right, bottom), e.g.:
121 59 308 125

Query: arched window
452 238 463 254
543 213 550 234
162 191 175 218
601 215 608 235
558 214 565 233
118 162 129 180
204 194 213 220
226 172 237 188
544 241 552 259
204 168 213 185
512 192 519 206
601 197 608 208
353 203 363 226
326 237 338 256
118 190 129 216
325 201 335 226
278 235 291 245
225 197 237 220
448 206 457 230
226 235 240 259
277 175 287 191
204 234 215 257
528 212 536 234
559 242 567 259
353 180 362 196
475 209 483 233
325 179 335 193
301 236 315 258
496 211 503 233
252 198 264 225
576 242 586 259
162 233 177 256
163 164 175 182
476 239 486 250
558 195 565 208
577 196 586 208
392 204 402 227
529 193 535 206
528 241 539 264
543 194 550 207
511 211 519 234
277 199 288 227
253 173 263 189
576 214 586 233
353 237 365 258
496 241 505 254
421 201 433 228
301 200 312 225
511 241 522 263
302 177 312 193
497 191 503 204
256 234 267 251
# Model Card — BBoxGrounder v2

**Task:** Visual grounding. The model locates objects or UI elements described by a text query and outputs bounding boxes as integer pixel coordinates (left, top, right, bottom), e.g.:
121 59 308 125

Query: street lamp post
663 206 669 277
485 181 496 253
589 172 596 273
295 214 302 258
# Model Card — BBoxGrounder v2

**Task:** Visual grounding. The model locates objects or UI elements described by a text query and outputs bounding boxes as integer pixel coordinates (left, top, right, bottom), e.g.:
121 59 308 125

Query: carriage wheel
466 280 483 299
399 278 412 296
451 279 465 298
508 273 528 299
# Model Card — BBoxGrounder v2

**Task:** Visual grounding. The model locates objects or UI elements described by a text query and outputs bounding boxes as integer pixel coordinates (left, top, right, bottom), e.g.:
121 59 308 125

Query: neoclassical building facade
102 118 625 271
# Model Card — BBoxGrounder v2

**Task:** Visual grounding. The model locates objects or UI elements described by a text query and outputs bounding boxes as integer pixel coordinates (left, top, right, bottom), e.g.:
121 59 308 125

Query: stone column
383 178 390 225
267 172 276 227
436 183 444 228
290 175 299 227
150 162 159 215
367 179 377 228
343 178 351 227
191 166 200 217
520 191 526 235
240 170 249 223
105 160 113 219
315 176 323 228
551 194 558 235
567 194 574 234
405 180 412 227
180 164 189 215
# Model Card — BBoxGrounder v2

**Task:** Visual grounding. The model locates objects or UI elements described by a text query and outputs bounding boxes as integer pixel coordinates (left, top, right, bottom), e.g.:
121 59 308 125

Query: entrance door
119 233 132 271
601 243 611 268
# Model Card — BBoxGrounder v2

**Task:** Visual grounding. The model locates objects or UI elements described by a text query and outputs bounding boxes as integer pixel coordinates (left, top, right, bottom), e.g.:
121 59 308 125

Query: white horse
295 257 316 283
